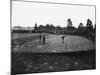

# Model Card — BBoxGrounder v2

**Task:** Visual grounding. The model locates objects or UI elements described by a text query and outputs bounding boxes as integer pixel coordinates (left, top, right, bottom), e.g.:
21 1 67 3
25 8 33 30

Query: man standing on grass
43 35 46 44
62 35 65 43
39 34 42 43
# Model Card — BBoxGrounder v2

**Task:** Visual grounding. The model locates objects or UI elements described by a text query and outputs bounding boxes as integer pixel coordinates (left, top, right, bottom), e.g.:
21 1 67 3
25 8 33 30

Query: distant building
12 26 34 33
12 26 22 30
12 26 34 30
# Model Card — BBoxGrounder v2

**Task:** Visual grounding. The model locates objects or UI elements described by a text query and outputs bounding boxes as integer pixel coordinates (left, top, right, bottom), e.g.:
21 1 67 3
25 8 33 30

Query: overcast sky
12 1 95 28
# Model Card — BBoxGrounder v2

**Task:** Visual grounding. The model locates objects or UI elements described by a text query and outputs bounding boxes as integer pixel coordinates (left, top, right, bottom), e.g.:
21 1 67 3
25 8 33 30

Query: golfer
39 34 42 43
62 35 65 43
43 35 46 44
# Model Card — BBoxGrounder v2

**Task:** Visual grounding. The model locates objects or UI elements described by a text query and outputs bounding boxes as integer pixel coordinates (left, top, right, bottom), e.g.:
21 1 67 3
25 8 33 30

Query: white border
0 0 99 75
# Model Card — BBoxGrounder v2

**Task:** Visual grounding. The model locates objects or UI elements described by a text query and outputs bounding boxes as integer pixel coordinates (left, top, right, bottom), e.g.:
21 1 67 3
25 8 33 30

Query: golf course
11 33 96 74
12 33 95 53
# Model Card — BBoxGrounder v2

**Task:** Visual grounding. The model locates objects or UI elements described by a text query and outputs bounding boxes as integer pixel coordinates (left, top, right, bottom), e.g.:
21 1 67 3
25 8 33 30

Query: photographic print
11 0 96 74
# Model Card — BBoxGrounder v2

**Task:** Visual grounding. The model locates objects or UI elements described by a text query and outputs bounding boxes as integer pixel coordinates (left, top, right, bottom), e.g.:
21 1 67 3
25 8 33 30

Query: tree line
12 18 96 42
33 18 95 37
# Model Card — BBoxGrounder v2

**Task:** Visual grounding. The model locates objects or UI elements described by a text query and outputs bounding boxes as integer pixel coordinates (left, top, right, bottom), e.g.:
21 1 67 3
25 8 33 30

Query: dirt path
13 35 95 53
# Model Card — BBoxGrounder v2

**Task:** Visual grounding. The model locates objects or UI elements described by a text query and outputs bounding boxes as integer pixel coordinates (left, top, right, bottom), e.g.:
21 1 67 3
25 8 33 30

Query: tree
38 25 45 33
86 19 93 31
76 22 85 35
78 22 84 30
45 24 50 29
56 26 61 30
66 18 76 32
49 24 55 29
67 18 73 27
34 23 38 31
38 25 44 28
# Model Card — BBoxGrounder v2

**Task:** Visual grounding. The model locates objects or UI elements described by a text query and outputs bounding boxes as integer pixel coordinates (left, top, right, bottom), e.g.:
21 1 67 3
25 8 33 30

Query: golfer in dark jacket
39 35 42 43
62 35 65 43
43 35 46 44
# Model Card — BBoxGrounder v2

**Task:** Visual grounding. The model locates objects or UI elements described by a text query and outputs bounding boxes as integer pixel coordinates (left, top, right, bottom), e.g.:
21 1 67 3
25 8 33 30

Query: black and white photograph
11 0 96 75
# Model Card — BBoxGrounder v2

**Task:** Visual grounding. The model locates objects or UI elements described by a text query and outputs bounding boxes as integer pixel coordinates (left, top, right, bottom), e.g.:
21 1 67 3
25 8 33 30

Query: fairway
12 34 95 53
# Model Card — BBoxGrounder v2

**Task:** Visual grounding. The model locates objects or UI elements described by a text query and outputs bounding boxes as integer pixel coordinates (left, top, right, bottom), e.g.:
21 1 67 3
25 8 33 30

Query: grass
11 33 40 49
12 34 95 53
11 49 96 74
11 33 96 74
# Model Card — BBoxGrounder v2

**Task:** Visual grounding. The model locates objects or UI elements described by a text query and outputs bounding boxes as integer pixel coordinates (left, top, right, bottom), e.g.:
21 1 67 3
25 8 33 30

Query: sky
12 1 96 28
